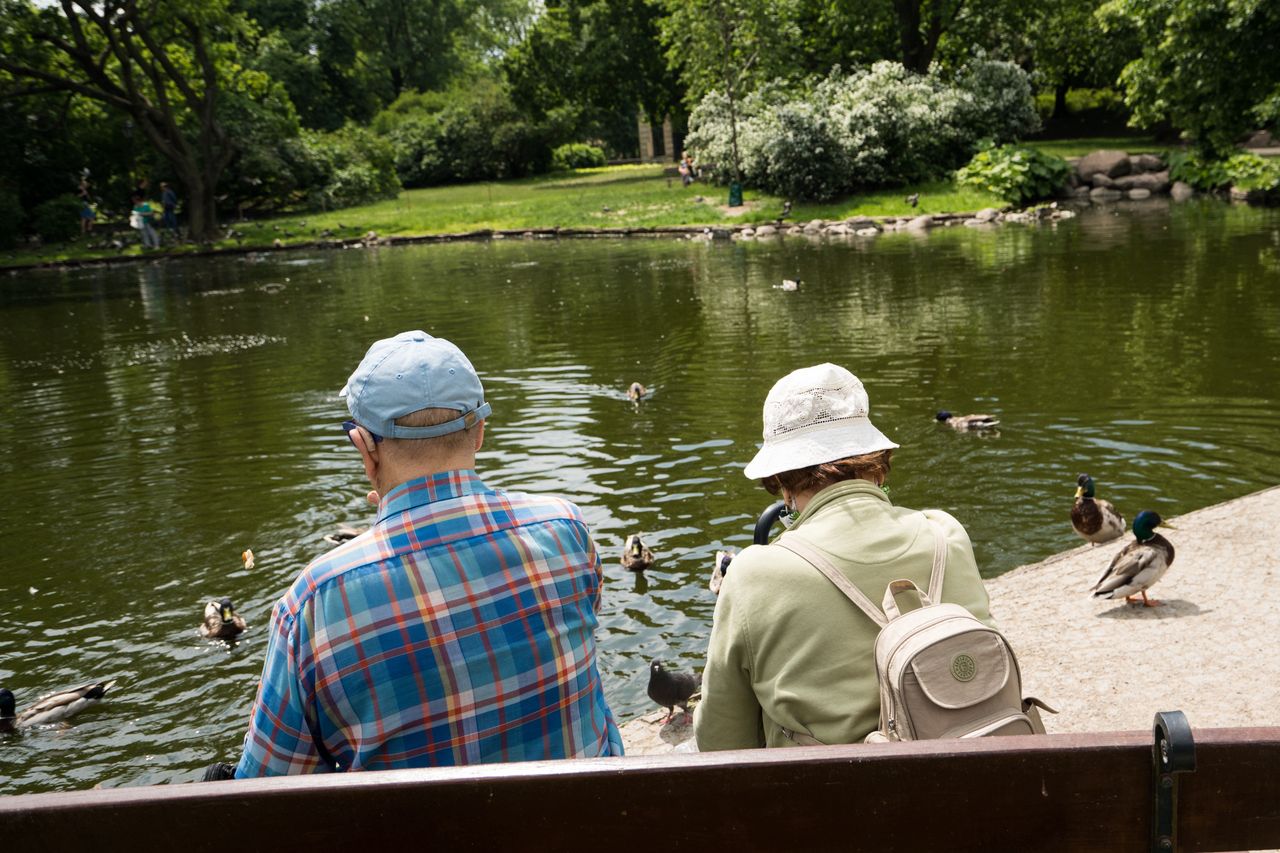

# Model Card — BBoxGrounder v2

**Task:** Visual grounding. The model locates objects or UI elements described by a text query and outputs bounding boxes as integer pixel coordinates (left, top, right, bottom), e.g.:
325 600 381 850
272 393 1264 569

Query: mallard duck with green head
1071 473 1125 545
621 533 654 572
1091 510 1176 607
0 679 117 731
199 597 247 639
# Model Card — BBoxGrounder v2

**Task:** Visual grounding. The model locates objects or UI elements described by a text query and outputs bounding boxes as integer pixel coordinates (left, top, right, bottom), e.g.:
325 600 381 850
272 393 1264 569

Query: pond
2 198 1279 793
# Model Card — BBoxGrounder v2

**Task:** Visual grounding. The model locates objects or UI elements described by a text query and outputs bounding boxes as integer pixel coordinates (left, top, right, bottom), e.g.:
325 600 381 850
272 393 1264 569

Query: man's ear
473 420 485 452
349 425 380 485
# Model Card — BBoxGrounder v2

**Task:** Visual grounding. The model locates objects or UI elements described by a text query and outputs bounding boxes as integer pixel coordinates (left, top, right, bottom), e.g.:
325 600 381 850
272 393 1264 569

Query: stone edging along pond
5 149 1270 275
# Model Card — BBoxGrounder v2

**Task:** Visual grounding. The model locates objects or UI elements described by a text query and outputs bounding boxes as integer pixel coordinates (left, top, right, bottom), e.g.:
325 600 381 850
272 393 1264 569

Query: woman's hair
761 449 893 497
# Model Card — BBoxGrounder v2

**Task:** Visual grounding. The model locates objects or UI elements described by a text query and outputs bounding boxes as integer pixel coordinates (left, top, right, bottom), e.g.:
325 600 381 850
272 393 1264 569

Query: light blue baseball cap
339 330 492 438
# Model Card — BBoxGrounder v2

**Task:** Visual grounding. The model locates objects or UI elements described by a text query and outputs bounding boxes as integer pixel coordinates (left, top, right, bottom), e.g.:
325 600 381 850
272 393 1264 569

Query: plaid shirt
235 470 622 776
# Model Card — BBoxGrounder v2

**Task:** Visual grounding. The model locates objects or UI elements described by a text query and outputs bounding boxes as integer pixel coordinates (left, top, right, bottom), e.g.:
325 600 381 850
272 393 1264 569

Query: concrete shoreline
621 484 1280 754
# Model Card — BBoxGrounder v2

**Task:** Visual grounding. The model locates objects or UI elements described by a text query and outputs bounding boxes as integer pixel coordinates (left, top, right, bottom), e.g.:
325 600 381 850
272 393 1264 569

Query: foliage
296 125 400 209
551 144 607 171
1168 150 1280 192
1098 0 1280 156
0 187 22 248
685 60 1039 200
957 145 1071 204
30 194 83 242
376 79 562 187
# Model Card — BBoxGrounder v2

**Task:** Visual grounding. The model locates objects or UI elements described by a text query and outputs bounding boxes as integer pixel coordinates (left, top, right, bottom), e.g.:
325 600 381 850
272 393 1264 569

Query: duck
710 549 735 595
621 534 654 572
0 680 117 731
906 193 920 208
779 279 800 291
627 382 647 402
200 597 247 639
323 524 368 546
1071 473 1125 545
1091 510 1176 607
936 410 1000 430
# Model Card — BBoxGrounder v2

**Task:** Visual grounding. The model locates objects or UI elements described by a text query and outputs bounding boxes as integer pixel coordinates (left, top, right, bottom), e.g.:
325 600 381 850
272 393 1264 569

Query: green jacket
694 479 995 750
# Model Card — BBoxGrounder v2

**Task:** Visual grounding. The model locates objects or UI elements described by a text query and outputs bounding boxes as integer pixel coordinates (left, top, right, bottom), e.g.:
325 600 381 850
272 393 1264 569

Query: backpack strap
774 537 888 628
925 515 948 602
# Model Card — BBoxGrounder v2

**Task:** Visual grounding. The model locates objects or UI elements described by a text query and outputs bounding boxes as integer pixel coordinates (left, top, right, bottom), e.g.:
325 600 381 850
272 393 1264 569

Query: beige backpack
777 520 1052 743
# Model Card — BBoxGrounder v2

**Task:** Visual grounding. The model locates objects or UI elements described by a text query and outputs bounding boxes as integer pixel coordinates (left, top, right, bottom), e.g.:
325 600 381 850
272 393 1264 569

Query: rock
803 219 824 233
787 226 804 235
1171 181 1195 202
1230 186 1273 204
825 223 849 236
906 215 934 230
974 207 1000 222
1127 188 1152 200
1112 170 1170 193
1053 209 1077 219
710 228 731 241
1067 171 1082 188
1090 173 1116 188
1077 150 1132 180
755 224 778 237
740 227 755 238
855 227 880 237
1072 186 1092 198
1003 211 1028 223
963 218 991 227
1089 187 1123 202
1129 154 1166 173
845 216 876 229
1243 129 1278 148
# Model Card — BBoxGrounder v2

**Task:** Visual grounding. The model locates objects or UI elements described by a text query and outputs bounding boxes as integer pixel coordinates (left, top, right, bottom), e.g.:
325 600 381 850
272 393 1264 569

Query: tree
0 0 261 240
1098 0 1280 155
890 0 966 73
657 0 797 182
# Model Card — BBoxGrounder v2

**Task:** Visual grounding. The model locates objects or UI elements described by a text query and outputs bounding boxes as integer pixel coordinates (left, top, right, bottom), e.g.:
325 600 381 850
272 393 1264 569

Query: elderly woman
694 363 995 749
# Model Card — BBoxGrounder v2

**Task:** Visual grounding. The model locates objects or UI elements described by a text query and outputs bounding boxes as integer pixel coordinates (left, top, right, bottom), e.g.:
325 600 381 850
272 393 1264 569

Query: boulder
709 228 731 241
739 227 755 238
906 215 934 230
963 218 992 227
974 207 1000 222
1126 188 1152 200
1091 173 1116 188
1089 186 1123 202
803 219 824 233
1171 181 1195 202
755 224 778 237
855 227 880 237
1077 150 1132 180
1112 170 1170 192
1072 186 1092 198
1243 129 1278 149
845 216 876 229
787 226 804 235
1129 153 1166 173
825 223 850 236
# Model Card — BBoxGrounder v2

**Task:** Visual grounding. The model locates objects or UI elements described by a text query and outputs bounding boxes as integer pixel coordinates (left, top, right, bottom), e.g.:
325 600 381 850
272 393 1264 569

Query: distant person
78 178 96 235
695 363 996 749
235 331 622 776
160 182 178 238
130 193 160 249
680 152 697 186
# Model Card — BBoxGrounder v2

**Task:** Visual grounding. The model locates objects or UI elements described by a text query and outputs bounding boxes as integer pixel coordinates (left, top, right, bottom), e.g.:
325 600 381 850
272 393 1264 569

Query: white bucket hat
742 363 899 480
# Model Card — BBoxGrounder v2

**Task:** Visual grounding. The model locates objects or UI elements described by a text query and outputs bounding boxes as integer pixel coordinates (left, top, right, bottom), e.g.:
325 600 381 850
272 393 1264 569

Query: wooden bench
3 718 1278 851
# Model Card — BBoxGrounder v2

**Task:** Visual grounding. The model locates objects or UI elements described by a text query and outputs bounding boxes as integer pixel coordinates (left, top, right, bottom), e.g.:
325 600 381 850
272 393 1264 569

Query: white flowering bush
685 60 1039 201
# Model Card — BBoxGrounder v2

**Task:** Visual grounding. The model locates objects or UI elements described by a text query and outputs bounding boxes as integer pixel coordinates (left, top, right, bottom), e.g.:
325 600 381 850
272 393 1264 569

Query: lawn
1024 135 1164 158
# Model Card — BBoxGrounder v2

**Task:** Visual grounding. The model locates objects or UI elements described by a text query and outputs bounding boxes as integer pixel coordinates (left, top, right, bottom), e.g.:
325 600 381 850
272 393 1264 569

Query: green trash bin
728 182 743 207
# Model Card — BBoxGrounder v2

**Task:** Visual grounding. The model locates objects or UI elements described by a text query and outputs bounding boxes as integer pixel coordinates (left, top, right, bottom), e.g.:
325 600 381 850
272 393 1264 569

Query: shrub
685 60 1038 201
297 125 401 210
0 188 25 248
30 194 84 243
1169 150 1280 192
551 143 606 171
957 145 1071 205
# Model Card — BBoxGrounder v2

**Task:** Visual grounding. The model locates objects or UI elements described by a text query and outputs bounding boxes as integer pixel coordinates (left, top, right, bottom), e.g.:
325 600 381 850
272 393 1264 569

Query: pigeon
710 549 735 595
1092 510 1176 607
1071 473 1125 545
627 382 647 402
936 410 1000 430
621 533 654 572
647 660 699 724
906 193 919 207
0 680 117 731
199 597 247 640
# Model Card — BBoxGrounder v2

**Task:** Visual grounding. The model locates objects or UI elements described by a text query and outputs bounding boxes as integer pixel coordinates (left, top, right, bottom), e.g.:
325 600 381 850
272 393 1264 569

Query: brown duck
1071 473 1125 545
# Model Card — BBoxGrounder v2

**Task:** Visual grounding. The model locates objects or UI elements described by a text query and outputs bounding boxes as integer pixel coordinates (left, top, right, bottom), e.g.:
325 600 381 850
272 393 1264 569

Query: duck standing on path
1091 510 1176 607
621 533 654 572
647 660 699 724
936 410 1000 430
1071 473 1125 545
200 597 247 639
0 680 117 731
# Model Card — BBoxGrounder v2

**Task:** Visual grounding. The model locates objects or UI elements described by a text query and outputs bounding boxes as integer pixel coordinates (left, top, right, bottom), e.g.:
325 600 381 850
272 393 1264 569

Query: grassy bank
2 164 1009 269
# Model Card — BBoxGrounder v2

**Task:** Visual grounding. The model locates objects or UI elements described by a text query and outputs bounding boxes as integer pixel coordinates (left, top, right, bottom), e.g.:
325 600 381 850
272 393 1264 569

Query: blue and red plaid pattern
235 470 622 776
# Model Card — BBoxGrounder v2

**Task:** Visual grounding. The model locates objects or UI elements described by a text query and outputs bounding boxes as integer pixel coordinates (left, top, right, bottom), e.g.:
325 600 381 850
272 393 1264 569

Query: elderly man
235 331 621 776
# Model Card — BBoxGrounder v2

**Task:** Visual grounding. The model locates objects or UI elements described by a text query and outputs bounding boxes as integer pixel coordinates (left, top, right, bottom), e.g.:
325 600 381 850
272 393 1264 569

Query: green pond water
2 199 1279 793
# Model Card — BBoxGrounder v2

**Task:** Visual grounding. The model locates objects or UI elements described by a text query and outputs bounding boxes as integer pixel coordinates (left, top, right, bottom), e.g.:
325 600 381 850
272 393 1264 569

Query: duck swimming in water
621 534 654 572
936 410 1000 430
0 680 117 731
200 597 247 639
1091 510 1176 607
627 382 647 402
1071 473 1125 545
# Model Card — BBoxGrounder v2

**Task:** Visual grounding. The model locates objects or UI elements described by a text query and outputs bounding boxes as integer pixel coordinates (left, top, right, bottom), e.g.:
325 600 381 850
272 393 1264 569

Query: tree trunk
1053 83 1069 120
893 0 929 73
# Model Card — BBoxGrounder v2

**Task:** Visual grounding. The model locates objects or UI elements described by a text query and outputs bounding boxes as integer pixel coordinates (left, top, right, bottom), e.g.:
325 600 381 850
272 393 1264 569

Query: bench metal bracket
1152 710 1196 852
